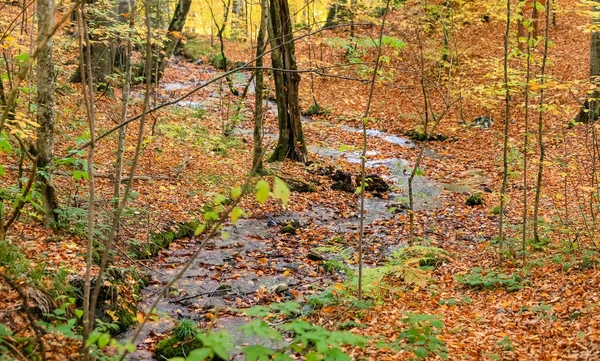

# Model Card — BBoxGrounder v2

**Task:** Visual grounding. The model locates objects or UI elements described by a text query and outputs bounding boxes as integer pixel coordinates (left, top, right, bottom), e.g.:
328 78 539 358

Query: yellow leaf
136 312 145 323
333 283 345 291
106 310 119 321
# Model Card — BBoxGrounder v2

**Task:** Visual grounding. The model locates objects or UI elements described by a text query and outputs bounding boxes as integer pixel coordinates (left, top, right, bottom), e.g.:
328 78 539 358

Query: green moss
182 38 217 61
128 220 199 259
281 224 297 235
466 193 484 206
154 334 205 359
154 319 206 359
302 103 330 117
209 54 228 70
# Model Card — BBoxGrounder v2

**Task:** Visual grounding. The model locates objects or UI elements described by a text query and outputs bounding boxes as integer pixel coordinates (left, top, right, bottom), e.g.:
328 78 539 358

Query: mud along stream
123 67 445 360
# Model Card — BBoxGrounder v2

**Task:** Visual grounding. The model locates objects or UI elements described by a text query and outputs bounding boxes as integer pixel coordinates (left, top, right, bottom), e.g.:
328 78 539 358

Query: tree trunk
325 3 339 27
575 0 600 123
145 0 192 83
114 0 135 231
252 0 268 172
267 0 307 163
70 1 117 87
36 0 58 228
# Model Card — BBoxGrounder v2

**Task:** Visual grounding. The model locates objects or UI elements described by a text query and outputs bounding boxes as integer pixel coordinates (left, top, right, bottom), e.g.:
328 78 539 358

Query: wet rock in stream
330 170 355 192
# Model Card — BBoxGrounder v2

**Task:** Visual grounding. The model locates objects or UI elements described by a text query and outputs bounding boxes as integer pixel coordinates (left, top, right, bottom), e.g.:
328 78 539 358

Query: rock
472 116 493 128
358 174 389 194
388 202 408 214
281 224 297 235
286 178 317 193
268 283 289 294
330 170 354 192
193 58 204 65
266 216 277 227
307 161 334 176
307 252 325 261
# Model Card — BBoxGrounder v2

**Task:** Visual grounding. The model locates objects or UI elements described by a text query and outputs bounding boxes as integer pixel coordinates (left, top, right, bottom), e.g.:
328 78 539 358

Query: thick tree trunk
36 0 59 227
267 0 307 163
144 0 192 83
575 1 600 123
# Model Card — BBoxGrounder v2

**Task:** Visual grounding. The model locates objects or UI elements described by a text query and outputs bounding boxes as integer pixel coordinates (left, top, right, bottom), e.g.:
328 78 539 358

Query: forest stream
123 66 447 360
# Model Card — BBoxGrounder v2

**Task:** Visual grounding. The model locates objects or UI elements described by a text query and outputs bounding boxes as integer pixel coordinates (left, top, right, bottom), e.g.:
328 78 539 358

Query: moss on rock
129 220 199 259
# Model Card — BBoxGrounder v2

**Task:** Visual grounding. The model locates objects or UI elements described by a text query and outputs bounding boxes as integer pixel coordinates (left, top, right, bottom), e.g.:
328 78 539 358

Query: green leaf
243 345 274 361
204 210 219 221
73 170 89 180
230 206 246 224
187 348 212 361
194 224 206 236
239 320 283 341
98 333 111 348
75 309 84 319
273 177 290 206
255 180 270 204
213 194 227 205
0 133 11 153
245 305 270 317
231 186 242 199
414 346 429 359
0 164 5 176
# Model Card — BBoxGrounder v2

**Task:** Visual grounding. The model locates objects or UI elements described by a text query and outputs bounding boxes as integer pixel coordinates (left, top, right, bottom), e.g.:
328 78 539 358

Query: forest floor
3 0 600 360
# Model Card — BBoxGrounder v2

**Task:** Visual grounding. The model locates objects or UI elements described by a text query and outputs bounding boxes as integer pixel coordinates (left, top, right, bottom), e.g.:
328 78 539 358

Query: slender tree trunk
114 0 135 228
358 0 390 300
533 1 551 243
36 0 58 228
575 0 600 123
267 0 307 162
77 4 97 359
522 18 532 260
252 0 268 172
499 0 511 259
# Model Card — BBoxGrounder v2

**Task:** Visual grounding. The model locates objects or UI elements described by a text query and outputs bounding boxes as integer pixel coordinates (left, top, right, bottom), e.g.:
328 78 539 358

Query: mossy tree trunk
267 0 307 163
575 0 600 123
138 0 192 83
36 0 59 227
70 0 118 86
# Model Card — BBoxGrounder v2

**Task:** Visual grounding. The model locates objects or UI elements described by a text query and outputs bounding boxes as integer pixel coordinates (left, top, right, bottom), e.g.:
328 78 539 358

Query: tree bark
252 0 268 172
36 0 59 227
70 1 117 86
267 0 307 163
575 0 600 123
114 0 135 230
141 0 192 83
